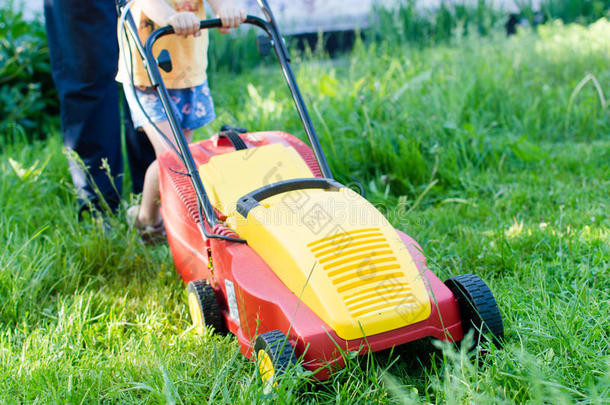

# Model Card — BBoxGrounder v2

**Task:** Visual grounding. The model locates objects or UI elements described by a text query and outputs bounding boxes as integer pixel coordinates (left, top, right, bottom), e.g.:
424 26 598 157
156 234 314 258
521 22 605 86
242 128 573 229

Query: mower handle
145 16 276 59
236 178 344 218
143 15 332 180
146 16 291 66
137 11 334 230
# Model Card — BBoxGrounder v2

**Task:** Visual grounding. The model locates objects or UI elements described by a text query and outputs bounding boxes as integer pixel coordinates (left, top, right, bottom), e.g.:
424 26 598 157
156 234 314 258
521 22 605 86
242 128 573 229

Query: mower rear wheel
254 330 296 387
186 280 226 335
445 274 504 347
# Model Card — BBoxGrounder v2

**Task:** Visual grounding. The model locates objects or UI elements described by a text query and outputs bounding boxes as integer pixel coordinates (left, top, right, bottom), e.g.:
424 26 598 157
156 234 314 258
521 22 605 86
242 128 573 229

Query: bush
372 0 610 47
538 0 610 24
208 28 264 74
0 5 58 139
371 0 504 46
0 0 607 143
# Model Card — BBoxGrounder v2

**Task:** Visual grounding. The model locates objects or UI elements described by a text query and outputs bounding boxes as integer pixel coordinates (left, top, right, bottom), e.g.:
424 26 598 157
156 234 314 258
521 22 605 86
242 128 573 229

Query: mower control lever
237 178 343 218
256 35 272 57
157 49 172 73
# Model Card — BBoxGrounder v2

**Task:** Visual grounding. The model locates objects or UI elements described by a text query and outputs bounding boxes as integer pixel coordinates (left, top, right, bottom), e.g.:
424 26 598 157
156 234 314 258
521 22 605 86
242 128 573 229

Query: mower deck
158 131 464 379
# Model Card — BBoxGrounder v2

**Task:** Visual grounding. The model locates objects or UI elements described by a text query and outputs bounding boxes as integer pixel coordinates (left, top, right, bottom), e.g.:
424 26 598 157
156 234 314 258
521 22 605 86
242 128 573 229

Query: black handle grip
237 178 343 217
145 16 271 52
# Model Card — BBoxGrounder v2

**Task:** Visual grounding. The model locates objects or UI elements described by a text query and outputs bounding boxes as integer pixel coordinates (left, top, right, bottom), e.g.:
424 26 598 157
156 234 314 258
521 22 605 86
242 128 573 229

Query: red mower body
158 131 464 379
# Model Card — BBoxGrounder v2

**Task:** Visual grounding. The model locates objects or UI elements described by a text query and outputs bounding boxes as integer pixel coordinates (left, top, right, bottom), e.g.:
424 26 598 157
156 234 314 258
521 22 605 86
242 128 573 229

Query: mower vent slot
313 235 387 258
326 257 398 279
167 164 202 224
308 228 379 251
318 244 391 265
351 298 417 318
308 229 417 320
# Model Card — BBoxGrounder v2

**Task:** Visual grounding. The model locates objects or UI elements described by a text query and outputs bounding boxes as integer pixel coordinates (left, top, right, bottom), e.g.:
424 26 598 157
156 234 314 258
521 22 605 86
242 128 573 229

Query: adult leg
122 92 156 194
44 0 123 213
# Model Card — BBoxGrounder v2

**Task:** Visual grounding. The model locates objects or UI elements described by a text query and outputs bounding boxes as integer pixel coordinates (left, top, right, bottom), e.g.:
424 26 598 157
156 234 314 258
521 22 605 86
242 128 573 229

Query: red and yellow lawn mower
120 0 503 385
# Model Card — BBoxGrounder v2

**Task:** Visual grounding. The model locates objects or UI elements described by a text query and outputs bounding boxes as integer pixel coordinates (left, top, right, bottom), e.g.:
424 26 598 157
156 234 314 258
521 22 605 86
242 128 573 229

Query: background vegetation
1 0 609 403
0 6 57 139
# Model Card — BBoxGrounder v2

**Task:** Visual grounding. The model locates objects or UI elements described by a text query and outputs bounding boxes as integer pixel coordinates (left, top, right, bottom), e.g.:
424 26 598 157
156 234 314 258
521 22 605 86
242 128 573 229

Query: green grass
1 19 609 403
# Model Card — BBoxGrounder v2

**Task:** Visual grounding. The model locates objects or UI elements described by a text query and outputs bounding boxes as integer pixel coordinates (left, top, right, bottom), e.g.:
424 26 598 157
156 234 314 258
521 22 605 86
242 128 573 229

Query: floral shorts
123 80 216 131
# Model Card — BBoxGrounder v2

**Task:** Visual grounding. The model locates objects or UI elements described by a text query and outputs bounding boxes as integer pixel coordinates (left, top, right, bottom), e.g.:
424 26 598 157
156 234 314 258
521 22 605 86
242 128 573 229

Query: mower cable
168 167 191 177
118 1 184 159
196 200 247 243
120 2 246 244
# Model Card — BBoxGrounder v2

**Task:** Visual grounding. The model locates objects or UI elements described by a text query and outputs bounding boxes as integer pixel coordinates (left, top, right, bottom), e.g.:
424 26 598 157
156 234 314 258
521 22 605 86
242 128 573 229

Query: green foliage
538 0 610 24
372 0 504 46
0 4 58 138
207 28 264 73
210 19 610 208
373 0 610 48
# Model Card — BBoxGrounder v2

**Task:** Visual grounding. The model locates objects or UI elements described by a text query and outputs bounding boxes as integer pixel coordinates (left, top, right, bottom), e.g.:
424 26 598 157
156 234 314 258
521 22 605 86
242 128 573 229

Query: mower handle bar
236 178 344 218
145 16 284 60
143 16 330 174
139 13 333 231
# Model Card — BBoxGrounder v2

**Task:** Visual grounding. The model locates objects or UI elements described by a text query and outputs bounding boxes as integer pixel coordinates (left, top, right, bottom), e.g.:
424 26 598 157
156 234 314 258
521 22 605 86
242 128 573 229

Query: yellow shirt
118 0 209 89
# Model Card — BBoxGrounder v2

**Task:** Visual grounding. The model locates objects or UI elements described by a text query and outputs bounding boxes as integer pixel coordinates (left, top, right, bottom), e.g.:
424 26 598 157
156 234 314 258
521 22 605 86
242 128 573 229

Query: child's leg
137 121 193 226
138 160 161 226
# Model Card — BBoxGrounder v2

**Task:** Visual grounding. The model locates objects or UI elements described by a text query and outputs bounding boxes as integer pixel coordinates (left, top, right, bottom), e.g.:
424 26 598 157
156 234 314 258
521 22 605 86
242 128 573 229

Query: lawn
0 19 609 403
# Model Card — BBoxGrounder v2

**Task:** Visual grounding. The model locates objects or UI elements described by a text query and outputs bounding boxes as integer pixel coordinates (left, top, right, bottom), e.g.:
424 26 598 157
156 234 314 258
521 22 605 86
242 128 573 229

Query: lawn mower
119 0 504 384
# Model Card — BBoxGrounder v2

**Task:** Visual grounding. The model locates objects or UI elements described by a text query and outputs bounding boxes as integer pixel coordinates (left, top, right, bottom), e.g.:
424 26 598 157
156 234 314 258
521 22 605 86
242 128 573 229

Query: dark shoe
126 205 166 245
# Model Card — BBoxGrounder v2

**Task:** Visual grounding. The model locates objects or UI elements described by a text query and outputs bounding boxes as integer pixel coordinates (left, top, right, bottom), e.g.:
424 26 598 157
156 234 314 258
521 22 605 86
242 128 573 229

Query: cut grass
1 19 609 403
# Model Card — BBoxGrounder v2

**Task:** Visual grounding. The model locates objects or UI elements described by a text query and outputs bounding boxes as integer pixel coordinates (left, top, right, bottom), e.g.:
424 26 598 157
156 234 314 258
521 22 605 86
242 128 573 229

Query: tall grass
537 0 610 24
372 0 505 46
207 28 264 73
210 19 609 206
1 14 609 405
1 0 607 139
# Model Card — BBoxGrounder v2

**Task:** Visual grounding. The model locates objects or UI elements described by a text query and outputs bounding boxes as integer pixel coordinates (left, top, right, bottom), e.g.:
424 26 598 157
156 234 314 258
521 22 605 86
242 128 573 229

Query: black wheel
445 274 504 347
254 330 296 386
186 280 226 335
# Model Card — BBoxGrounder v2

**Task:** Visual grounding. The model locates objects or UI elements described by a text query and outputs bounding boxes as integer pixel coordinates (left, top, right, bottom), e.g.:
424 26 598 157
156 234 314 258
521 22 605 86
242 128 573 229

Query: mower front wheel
445 273 504 348
254 330 296 387
186 280 226 335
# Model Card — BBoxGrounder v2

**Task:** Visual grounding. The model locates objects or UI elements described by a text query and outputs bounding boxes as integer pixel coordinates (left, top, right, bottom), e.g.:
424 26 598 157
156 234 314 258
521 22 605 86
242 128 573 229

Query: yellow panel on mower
199 143 313 216
199 145 431 340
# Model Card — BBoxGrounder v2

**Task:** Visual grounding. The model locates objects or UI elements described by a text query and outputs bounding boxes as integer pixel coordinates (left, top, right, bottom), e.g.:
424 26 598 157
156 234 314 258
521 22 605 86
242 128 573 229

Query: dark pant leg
44 0 123 212
122 92 156 194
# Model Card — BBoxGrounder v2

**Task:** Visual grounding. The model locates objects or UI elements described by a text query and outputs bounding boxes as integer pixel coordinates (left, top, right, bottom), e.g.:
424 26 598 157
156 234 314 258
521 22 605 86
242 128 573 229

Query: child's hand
216 5 246 34
167 12 201 37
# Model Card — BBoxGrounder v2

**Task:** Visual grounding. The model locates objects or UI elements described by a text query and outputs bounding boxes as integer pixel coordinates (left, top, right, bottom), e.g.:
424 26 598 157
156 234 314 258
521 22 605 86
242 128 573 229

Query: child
118 0 246 243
